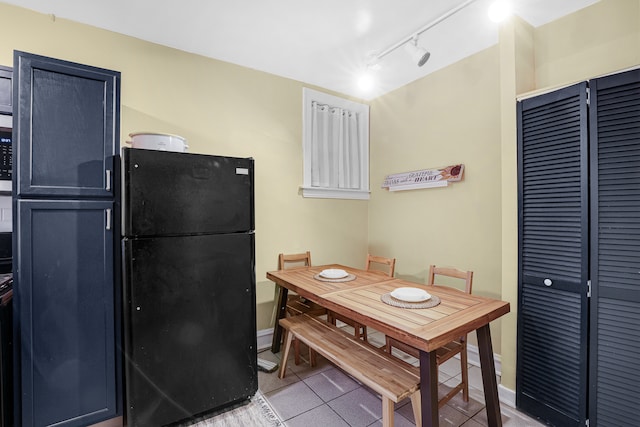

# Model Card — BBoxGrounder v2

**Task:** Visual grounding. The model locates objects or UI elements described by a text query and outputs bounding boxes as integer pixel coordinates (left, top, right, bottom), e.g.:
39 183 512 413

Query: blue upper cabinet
13 51 120 198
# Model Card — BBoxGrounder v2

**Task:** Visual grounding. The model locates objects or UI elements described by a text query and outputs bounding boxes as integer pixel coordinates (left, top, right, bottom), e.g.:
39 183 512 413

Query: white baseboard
257 327 274 350
465 343 502 377
498 384 516 408
465 344 517 407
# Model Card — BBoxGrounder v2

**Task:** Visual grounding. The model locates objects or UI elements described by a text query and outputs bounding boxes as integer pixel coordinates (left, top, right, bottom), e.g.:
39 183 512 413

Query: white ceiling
3 0 598 100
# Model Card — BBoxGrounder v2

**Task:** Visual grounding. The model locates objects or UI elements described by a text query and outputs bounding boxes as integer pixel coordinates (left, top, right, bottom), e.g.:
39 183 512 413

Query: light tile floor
258 329 548 427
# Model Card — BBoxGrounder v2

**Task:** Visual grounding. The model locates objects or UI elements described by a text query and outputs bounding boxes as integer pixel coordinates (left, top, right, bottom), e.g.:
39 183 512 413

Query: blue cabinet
15 200 116 426
13 51 121 427
13 54 118 198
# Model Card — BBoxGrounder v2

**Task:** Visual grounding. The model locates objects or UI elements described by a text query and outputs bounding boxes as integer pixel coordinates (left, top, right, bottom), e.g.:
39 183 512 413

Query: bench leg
359 324 368 343
382 397 394 427
279 329 294 379
294 337 301 365
294 336 317 367
410 391 421 426
309 347 317 367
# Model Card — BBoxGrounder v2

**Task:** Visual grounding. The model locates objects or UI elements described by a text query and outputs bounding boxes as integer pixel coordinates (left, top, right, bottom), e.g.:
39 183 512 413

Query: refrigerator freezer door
122 149 254 237
123 232 257 427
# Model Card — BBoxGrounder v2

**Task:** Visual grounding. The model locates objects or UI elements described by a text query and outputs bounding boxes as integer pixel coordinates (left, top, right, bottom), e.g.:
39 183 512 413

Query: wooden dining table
267 264 510 427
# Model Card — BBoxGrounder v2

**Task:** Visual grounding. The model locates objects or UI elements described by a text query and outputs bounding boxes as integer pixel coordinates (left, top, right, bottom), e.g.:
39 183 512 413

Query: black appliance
0 129 11 183
122 148 257 427
0 274 12 427
0 234 10 276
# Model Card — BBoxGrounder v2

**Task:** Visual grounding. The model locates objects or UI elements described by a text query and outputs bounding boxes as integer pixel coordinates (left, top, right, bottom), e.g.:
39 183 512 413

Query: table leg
477 324 502 427
270 285 289 353
419 350 438 427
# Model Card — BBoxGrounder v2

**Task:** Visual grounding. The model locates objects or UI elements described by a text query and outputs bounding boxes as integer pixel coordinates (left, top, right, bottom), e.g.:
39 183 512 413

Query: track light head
404 37 430 67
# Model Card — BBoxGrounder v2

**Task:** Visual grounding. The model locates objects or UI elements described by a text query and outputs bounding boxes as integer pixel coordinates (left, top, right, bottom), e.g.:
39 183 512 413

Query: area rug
183 391 282 426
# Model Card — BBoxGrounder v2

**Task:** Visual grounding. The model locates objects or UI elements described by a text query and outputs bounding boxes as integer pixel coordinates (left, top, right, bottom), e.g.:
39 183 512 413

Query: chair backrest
365 254 396 277
278 252 312 271
427 264 473 294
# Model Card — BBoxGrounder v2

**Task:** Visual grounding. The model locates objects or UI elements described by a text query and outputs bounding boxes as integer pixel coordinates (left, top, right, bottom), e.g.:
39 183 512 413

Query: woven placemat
313 274 357 283
381 293 441 309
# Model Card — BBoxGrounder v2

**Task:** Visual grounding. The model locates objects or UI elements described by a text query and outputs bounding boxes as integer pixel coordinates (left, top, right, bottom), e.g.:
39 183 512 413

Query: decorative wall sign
382 164 464 192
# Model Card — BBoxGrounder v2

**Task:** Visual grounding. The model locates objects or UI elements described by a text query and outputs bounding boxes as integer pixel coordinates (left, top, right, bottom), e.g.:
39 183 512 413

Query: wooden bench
278 314 421 427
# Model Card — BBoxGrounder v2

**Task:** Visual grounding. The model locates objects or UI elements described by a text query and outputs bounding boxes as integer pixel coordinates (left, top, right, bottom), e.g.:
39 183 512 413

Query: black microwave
0 129 10 182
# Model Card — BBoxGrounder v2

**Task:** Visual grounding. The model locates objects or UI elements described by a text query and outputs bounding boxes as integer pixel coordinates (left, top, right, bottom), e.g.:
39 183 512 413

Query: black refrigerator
121 148 257 427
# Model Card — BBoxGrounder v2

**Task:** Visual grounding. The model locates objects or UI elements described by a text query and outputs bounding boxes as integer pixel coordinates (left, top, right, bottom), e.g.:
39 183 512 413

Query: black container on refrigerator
121 148 257 427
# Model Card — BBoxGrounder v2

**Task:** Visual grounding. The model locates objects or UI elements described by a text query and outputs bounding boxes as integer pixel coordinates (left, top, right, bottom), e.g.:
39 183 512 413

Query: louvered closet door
589 69 640 426
516 82 589 427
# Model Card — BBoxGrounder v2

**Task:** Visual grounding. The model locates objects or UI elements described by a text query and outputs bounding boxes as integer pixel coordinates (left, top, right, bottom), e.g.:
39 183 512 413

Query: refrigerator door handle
106 208 112 230
106 169 112 191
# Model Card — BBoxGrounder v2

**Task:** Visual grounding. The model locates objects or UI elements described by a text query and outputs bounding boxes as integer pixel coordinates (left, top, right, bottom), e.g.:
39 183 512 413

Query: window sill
300 187 370 200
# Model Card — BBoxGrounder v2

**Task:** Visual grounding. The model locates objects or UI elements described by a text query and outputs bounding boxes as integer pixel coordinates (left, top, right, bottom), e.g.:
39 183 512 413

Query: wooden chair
385 264 473 408
278 252 327 365
328 254 396 342
366 254 396 277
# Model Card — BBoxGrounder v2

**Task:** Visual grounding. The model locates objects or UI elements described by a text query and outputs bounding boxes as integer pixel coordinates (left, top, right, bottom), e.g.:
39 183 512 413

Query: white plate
320 269 348 279
390 287 431 302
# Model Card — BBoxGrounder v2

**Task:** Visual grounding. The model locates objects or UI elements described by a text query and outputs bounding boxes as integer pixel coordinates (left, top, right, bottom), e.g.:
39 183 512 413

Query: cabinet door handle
106 170 112 191
106 208 112 230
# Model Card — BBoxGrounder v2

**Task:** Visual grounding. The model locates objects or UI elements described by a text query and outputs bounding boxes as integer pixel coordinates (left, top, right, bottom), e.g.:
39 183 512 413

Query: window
301 88 369 200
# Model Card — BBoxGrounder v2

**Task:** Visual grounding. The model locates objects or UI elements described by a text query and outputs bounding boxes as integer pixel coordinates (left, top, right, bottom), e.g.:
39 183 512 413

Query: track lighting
357 0 487 94
404 37 431 67
366 0 479 69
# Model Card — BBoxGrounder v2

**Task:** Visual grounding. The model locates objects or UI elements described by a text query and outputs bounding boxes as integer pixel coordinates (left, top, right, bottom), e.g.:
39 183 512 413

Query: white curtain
310 101 361 189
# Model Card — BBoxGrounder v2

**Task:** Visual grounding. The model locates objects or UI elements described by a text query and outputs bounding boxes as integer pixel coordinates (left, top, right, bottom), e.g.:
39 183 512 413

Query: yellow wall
369 47 503 356
370 0 640 393
534 0 640 90
0 3 369 331
2 0 639 396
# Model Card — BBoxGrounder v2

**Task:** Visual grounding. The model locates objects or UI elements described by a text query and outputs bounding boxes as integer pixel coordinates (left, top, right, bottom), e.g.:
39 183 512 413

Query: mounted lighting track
369 0 480 67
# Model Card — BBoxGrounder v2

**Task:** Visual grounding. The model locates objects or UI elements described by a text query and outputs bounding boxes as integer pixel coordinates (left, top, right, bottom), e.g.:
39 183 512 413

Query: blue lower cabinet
15 200 117 427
